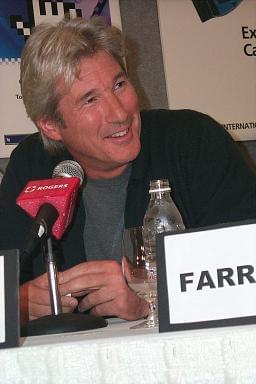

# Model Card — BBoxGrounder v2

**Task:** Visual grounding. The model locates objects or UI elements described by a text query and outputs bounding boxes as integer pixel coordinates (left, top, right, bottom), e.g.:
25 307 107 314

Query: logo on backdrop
0 0 110 62
191 0 244 23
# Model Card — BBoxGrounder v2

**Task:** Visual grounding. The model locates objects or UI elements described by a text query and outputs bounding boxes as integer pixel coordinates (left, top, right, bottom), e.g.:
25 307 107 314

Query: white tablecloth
1 319 256 384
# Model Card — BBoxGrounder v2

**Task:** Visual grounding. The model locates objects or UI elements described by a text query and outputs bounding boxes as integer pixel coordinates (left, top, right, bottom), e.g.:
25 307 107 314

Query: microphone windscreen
52 160 85 186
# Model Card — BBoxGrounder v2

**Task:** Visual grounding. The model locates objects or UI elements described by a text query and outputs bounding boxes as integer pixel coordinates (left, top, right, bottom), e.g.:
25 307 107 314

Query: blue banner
0 0 110 61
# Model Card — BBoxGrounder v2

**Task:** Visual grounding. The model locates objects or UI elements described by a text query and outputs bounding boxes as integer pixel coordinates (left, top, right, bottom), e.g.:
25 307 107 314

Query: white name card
157 220 256 332
0 249 19 348
0 256 5 343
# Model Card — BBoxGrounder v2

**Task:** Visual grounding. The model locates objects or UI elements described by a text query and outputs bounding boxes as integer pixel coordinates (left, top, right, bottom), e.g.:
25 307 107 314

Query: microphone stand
21 237 107 337
45 238 62 316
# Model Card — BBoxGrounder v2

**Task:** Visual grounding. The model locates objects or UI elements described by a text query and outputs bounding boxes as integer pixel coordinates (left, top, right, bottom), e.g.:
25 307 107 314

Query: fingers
59 260 123 295
77 286 117 312
90 292 150 320
78 283 149 320
20 281 51 322
20 273 78 324
61 295 78 313
59 260 149 320
20 260 149 324
29 297 78 321
71 288 98 297
59 260 122 285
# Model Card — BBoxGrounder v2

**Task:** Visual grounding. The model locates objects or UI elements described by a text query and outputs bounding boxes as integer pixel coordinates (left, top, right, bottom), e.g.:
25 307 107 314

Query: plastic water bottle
143 179 185 275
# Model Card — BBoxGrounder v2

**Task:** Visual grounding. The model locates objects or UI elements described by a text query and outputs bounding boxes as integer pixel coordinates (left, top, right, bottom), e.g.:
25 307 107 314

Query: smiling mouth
107 128 129 138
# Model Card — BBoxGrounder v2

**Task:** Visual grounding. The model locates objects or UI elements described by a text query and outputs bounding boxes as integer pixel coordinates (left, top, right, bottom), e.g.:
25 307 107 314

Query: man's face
48 51 141 179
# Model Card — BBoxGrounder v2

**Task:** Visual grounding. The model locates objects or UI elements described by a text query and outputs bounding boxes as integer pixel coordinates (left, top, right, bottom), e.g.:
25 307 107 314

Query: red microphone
16 160 84 255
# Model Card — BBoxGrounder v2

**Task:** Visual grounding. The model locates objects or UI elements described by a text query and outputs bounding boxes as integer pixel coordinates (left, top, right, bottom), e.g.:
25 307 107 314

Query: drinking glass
122 226 158 329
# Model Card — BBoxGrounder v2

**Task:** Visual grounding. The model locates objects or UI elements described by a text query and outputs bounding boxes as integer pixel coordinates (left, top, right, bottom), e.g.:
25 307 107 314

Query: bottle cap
149 179 171 193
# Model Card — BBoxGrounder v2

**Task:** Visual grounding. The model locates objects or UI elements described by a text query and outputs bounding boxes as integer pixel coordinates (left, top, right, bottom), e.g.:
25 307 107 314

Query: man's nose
105 93 128 123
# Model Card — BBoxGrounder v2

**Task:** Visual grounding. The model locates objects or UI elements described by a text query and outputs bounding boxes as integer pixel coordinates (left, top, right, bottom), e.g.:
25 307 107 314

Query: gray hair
20 16 126 154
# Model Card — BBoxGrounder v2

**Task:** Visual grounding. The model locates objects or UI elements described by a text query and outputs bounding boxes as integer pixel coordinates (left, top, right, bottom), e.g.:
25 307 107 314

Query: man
0 17 255 325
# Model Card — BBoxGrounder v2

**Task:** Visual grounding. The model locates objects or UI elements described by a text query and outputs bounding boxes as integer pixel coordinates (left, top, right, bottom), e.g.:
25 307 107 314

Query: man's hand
20 273 78 325
58 260 149 320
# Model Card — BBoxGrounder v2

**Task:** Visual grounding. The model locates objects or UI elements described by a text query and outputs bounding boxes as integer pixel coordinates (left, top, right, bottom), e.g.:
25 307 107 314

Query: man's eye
114 80 126 90
85 97 97 104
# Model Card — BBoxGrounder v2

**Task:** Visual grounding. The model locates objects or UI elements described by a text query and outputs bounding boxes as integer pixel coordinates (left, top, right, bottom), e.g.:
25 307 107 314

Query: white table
1 319 256 383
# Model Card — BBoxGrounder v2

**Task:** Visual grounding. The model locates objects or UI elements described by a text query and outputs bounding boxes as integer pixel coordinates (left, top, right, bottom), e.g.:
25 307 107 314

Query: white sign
157 221 256 331
0 256 5 343
0 249 19 348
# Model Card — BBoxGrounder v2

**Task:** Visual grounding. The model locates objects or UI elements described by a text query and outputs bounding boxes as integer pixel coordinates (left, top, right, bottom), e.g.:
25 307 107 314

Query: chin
124 142 141 163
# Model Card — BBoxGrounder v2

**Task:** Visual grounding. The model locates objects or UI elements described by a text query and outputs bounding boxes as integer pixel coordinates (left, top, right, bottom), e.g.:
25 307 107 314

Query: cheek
124 87 139 112
62 111 99 140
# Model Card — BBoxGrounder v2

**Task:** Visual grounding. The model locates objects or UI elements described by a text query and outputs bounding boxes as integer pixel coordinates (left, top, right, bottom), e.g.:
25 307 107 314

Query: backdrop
157 0 256 141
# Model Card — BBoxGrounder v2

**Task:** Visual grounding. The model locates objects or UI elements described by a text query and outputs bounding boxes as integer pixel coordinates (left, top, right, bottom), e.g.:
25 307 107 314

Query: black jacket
1 109 255 282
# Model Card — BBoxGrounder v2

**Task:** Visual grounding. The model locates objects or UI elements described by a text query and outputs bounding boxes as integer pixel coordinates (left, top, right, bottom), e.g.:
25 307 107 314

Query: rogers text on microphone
25 184 69 193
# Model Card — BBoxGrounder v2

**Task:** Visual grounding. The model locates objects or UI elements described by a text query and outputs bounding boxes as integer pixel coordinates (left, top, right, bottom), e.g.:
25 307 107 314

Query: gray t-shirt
82 166 131 262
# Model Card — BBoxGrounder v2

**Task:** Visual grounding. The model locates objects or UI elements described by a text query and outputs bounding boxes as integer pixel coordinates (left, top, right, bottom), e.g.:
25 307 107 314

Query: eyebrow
75 71 127 106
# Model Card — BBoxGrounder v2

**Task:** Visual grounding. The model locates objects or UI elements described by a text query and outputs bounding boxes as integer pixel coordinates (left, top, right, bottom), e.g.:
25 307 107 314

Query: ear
37 118 63 141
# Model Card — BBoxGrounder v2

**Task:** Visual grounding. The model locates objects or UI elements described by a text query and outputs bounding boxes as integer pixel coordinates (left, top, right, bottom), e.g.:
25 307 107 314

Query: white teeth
109 129 128 138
